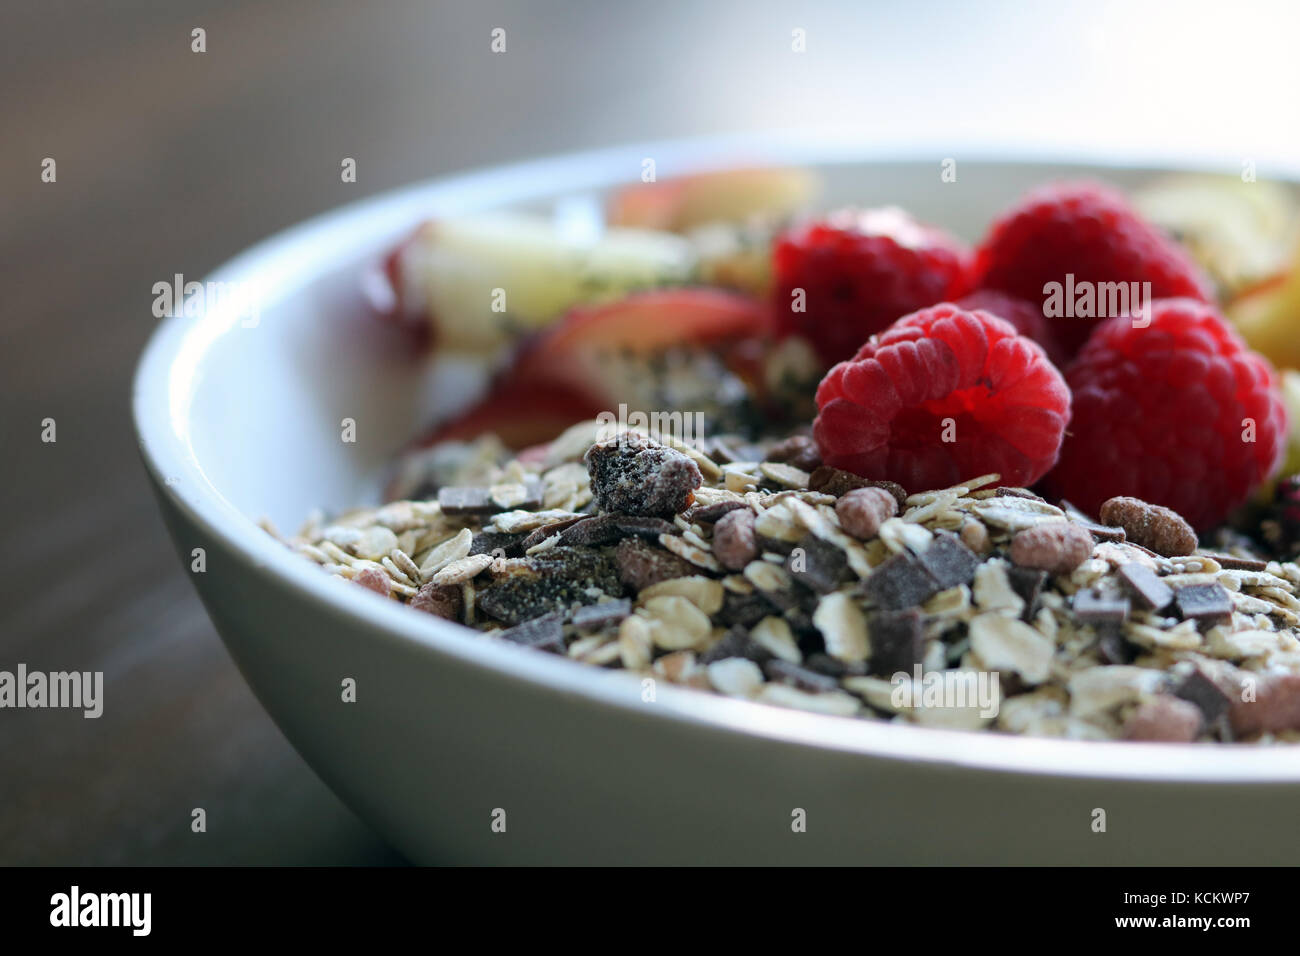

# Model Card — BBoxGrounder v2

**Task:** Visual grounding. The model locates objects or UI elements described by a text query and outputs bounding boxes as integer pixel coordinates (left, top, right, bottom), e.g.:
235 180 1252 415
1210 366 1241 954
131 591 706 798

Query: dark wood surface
0 0 718 866
3 0 1293 865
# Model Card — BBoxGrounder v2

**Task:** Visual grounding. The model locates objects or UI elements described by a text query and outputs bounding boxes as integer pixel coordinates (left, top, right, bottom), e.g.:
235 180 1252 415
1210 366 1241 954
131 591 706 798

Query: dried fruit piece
585 436 702 518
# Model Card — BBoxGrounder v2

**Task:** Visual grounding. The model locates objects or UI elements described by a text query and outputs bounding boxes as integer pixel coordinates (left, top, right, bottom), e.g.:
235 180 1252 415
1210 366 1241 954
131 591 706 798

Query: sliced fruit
1134 174 1299 300
607 167 816 232
413 381 603 450
413 289 771 452
690 220 777 298
385 213 698 353
1228 239 1300 371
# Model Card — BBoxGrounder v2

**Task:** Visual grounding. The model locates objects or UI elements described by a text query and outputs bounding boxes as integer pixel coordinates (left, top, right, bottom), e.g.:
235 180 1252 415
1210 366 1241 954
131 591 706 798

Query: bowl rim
133 130 1300 784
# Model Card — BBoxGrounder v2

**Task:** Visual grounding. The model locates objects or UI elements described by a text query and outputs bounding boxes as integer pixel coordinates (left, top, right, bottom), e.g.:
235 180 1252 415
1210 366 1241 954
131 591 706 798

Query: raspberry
812 304 1070 491
972 181 1214 356
1044 299 1287 531
773 207 971 366
957 289 1065 367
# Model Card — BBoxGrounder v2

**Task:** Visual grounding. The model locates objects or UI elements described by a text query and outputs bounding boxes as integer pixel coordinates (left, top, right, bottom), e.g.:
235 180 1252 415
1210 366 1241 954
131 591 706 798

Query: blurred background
2 0 1298 864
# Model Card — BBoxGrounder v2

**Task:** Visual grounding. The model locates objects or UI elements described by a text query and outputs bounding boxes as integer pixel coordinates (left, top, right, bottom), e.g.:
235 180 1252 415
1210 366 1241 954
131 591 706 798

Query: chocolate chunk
866 608 925 677
571 599 632 632
517 516 589 552
1117 563 1174 612
1007 566 1048 620
802 653 867 677
612 515 679 539
688 500 748 524
437 485 497 515
1172 667 1231 724
470 531 525 559
766 434 822 472
698 626 774 665
861 551 941 610
1072 589 1131 625
1200 552 1268 572
612 537 695 592
763 659 840 693
498 612 566 653
558 515 624 547
715 590 776 628
584 436 702 517
1097 630 1133 665
477 547 621 625
916 532 980 590
807 467 908 507
1174 583 1233 629
785 534 851 594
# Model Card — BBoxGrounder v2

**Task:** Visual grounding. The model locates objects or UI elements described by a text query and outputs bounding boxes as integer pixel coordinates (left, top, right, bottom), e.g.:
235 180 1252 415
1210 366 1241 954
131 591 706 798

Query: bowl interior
135 138 1300 783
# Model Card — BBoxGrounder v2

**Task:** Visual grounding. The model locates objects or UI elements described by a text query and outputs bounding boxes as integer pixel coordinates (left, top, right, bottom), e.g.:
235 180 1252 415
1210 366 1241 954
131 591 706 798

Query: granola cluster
281 422 1300 744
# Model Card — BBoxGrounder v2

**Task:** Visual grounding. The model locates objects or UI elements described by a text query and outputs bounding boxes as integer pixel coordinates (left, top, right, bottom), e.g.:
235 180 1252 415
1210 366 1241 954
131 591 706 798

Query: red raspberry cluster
786 182 1287 530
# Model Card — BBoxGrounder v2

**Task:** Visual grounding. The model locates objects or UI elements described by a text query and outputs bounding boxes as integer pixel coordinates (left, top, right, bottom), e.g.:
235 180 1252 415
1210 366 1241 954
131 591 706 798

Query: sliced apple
608 167 817 232
1227 225 1300 372
386 213 698 353
1135 174 1299 300
411 289 771 453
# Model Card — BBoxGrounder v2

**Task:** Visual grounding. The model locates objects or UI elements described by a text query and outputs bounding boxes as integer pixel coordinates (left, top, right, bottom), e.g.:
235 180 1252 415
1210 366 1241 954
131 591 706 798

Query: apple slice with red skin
608 168 816 232
410 289 771 450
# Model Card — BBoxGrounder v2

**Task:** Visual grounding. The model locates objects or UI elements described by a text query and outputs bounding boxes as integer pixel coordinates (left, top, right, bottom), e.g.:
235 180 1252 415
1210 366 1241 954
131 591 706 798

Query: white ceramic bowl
135 135 1300 864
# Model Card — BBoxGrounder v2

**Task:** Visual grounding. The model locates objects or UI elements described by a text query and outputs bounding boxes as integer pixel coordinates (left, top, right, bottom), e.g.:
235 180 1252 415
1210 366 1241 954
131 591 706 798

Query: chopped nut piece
1010 523 1096 574
835 486 898 540
1124 696 1203 742
1099 496 1198 557
712 507 758 571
